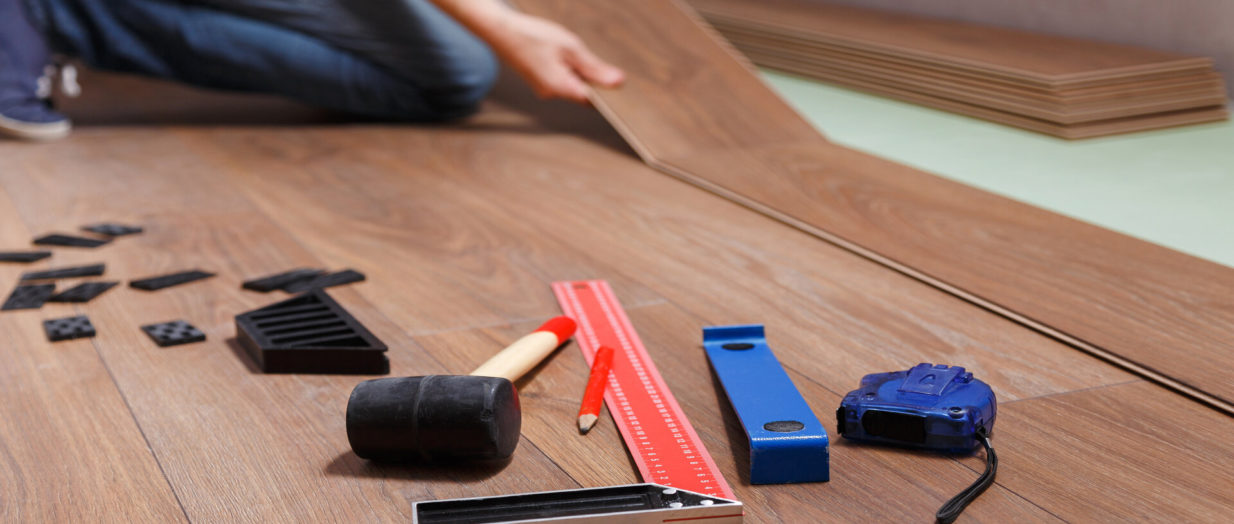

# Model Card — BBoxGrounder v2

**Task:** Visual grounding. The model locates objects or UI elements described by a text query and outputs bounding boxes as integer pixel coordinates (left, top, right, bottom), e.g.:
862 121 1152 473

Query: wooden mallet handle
470 316 576 382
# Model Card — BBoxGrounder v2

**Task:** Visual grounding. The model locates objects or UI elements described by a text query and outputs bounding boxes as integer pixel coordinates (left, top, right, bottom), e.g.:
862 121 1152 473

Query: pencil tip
578 414 598 433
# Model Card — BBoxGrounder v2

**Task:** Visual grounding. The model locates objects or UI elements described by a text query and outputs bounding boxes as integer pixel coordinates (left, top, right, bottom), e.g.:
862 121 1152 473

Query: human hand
486 12 625 104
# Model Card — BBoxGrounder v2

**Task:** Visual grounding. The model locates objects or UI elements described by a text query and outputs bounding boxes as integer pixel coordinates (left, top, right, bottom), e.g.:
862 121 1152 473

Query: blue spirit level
703 324 829 484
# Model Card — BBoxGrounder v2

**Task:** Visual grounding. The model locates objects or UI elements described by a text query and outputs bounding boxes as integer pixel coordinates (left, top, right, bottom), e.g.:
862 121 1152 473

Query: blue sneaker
1 0 71 140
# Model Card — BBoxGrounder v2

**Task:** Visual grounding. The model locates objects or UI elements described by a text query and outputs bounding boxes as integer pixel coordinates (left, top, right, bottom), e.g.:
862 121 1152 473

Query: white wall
808 0 1234 97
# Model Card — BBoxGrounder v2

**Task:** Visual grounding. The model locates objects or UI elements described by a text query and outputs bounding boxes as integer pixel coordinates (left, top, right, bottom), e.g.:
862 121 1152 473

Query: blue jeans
22 0 499 120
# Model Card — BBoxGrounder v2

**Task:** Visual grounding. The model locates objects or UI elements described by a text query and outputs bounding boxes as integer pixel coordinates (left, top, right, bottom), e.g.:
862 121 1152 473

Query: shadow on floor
324 450 511 481
56 66 636 157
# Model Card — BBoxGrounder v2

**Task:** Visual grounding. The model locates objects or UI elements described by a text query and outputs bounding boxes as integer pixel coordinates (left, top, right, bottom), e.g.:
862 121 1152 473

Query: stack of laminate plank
688 0 1229 138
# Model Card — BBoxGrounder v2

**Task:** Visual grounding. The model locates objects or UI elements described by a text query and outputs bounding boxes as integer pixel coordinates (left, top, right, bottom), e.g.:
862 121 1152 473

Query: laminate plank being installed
513 0 1234 412
512 1 826 163
0 187 185 523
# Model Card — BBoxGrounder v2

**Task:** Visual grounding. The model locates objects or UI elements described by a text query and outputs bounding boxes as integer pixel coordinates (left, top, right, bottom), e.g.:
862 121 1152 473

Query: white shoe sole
0 112 72 141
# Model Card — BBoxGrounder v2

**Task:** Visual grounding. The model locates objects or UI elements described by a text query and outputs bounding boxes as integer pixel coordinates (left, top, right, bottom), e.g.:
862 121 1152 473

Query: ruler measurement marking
552 281 734 499
594 281 725 496
559 282 656 483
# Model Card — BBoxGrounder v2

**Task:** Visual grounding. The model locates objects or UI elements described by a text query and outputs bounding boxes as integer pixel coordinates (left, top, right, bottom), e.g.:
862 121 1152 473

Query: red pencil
577 345 616 433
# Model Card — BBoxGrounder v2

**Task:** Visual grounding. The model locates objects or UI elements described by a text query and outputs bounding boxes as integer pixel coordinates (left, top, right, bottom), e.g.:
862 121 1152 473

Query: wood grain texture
514 0 827 163
737 52 1229 138
0 186 186 523
688 0 1230 136
968 381 1234 521
702 22 1226 104
1 130 582 521
179 114 1131 405
656 144 1234 409
514 0 1234 412
693 3 1230 137
718 33 1228 124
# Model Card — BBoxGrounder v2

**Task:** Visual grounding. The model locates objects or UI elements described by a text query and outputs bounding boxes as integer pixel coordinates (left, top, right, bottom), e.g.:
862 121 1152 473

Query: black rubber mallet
346 316 576 462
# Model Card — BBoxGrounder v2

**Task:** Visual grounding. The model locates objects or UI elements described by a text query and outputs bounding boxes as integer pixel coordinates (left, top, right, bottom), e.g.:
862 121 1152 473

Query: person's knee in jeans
410 44 498 121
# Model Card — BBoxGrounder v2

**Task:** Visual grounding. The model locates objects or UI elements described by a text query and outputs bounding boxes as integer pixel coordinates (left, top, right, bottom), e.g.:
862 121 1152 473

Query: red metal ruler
553 280 735 500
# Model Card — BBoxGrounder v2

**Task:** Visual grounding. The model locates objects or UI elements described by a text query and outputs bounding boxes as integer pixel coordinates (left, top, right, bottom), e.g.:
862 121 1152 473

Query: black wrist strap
935 429 997 524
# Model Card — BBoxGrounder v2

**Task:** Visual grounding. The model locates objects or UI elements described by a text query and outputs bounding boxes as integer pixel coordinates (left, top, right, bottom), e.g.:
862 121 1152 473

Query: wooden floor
4 16 1234 523
519 0 1234 413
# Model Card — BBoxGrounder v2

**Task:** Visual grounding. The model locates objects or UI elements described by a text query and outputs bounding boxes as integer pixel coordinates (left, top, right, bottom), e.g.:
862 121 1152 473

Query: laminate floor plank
515 0 1234 411
183 108 1132 405
705 23 1226 107
0 131 583 521
657 144 1234 407
178 130 664 336
721 36 1228 124
693 4 1229 137
965 381 1234 521
513 0 827 163
733 52 1229 137
0 185 186 523
689 0 1213 86
694 18 1218 99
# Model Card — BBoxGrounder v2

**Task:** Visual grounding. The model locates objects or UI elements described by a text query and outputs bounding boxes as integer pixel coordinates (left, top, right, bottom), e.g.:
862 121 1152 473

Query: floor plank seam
950 453 1073 524
517 437 588 491
647 159 1234 416
81 307 193 523
1000 379 1144 406
187 153 464 375
663 295 1073 519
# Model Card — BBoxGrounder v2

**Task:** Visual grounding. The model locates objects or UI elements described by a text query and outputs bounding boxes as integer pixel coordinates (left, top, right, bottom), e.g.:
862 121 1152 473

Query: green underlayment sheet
762 70 1234 269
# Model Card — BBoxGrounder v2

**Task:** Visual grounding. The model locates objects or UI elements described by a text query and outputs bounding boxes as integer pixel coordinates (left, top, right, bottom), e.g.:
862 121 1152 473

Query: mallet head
346 375 521 462
345 316 575 463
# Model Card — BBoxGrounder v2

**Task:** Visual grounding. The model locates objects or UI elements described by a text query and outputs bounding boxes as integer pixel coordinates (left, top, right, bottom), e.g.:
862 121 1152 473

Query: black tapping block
282 269 366 293
81 223 143 236
347 375 521 462
242 268 324 292
43 315 96 342
49 281 118 303
2 283 55 310
141 320 206 347
33 233 111 248
235 289 388 374
129 270 215 291
0 251 52 263
21 263 106 281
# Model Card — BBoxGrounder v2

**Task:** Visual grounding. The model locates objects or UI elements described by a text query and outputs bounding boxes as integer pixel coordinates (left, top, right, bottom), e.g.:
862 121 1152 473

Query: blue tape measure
837 363 996 452
703 324 829 484
838 363 999 524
